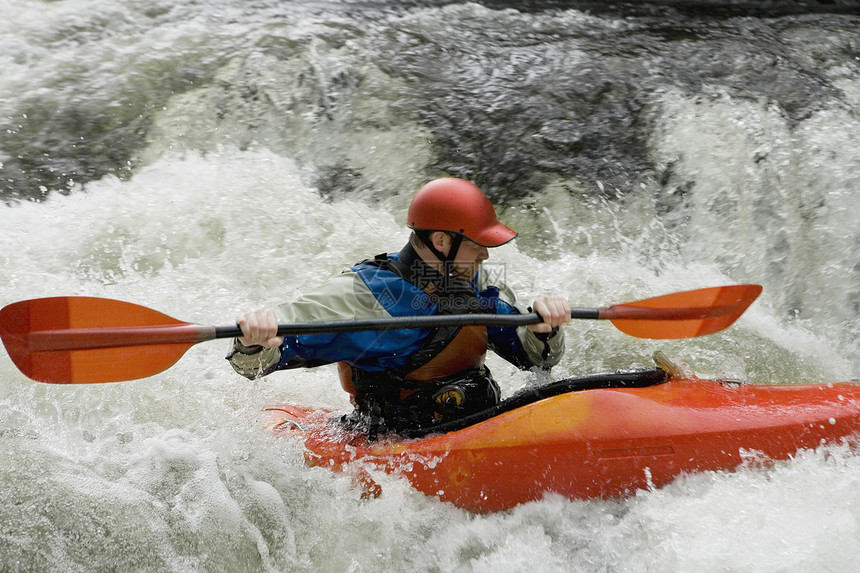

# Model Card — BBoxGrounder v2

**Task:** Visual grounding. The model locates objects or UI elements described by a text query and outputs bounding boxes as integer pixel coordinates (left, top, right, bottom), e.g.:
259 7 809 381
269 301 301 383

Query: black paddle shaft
213 308 600 339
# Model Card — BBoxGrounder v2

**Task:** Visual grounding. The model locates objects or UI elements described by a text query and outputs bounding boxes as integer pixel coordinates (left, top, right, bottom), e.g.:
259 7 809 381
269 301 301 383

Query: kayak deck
263 358 860 512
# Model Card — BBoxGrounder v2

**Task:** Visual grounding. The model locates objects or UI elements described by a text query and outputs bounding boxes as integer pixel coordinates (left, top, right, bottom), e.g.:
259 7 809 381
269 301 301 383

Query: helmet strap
443 233 464 277
419 231 464 277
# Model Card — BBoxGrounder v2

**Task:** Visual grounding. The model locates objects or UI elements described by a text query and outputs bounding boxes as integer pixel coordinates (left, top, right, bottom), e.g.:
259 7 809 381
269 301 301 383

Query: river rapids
1 1 859 571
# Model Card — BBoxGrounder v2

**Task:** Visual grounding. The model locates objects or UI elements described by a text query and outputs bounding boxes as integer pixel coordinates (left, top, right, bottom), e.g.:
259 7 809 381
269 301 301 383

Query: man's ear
430 231 451 254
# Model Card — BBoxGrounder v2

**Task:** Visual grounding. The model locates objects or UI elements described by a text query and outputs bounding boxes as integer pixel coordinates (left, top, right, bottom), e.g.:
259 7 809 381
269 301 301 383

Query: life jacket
338 324 488 399
338 246 500 436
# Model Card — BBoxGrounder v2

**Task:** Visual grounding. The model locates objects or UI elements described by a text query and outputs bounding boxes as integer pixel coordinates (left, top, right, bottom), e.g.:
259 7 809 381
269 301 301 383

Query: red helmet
407 178 517 247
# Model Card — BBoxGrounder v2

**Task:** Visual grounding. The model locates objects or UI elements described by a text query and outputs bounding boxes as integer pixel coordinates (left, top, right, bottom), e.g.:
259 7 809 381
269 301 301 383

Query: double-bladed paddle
0 284 762 384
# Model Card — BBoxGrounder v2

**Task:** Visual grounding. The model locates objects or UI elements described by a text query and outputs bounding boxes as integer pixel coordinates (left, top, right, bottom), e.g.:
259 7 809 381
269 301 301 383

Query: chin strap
420 231 464 277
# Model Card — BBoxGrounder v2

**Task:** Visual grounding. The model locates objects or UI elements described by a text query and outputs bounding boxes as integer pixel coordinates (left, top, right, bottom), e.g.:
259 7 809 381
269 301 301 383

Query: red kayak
263 354 860 512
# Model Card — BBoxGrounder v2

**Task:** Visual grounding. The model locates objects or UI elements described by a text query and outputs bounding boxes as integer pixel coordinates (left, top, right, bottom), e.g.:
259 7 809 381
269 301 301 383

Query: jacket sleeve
227 270 428 380
476 267 565 370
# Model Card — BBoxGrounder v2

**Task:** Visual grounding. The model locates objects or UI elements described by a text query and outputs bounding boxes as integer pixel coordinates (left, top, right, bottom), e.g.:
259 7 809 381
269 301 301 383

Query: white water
2 146 858 572
2 1 860 571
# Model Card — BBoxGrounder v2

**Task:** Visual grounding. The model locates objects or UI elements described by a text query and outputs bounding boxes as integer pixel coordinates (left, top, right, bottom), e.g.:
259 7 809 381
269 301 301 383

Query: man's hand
528 296 571 334
237 308 284 348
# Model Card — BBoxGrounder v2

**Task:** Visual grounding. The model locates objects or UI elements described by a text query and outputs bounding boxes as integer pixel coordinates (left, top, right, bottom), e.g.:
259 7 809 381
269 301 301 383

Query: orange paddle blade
599 284 762 339
0 297 212 384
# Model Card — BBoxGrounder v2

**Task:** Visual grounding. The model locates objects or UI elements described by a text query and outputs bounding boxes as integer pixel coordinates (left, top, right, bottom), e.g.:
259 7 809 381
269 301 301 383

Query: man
228 177 570 436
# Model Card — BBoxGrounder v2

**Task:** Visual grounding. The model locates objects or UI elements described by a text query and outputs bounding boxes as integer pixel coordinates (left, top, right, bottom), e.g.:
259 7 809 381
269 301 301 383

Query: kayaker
228 177 570 436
